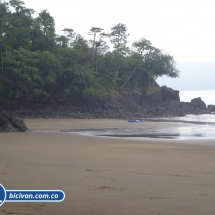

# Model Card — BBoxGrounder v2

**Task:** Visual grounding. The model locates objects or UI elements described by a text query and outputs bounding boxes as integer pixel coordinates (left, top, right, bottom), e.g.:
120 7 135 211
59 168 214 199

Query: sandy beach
1 119 215 215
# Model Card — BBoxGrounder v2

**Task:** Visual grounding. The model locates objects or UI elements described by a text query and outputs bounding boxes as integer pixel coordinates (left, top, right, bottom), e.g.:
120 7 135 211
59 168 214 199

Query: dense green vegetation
0 0 179 104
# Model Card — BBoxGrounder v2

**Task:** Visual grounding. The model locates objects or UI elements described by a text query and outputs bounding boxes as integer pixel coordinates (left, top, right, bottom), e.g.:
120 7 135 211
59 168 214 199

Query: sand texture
1 119 215 215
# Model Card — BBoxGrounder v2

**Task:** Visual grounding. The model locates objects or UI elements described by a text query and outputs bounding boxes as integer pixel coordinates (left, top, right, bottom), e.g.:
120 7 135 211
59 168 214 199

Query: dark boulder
161 86 180 102
208 104 215 112
190 97 206 109
0 110 28 132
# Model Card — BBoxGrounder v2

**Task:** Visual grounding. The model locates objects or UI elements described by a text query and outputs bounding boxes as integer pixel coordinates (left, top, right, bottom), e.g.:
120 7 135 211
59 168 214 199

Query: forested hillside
0 0 179 105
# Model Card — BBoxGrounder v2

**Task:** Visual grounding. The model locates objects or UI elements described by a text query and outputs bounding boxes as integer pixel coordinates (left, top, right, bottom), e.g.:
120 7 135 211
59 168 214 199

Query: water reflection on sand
31 114 215 140
64 124 215 140
61 114 215 140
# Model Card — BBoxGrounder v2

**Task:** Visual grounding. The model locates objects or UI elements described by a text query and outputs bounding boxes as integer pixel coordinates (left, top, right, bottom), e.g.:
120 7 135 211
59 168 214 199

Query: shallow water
58 114 215 140
32 114 215 140
64 125 215 140
165 114 215 123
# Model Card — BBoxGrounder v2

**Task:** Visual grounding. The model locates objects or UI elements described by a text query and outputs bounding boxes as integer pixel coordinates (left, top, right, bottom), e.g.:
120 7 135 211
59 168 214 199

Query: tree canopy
0 0 179 104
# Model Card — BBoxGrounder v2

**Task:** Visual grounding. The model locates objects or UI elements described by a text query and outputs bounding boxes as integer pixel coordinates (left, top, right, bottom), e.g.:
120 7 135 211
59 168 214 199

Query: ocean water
180 90 215 106
171 114 215 123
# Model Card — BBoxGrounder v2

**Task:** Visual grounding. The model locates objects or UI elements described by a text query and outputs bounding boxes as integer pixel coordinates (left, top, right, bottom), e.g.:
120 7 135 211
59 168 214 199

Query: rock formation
161 86 180 102
1 85 214 119
208 105 215 112
190 97 206 109
0 110 28 132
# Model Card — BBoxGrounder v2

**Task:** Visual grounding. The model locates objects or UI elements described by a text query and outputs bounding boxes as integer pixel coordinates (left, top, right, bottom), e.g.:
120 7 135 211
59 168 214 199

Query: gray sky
23 0 215 90
157 62 215 90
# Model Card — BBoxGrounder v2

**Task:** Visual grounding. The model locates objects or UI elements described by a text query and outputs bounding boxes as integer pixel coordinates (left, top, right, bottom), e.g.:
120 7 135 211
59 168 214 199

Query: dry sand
1 119 215 215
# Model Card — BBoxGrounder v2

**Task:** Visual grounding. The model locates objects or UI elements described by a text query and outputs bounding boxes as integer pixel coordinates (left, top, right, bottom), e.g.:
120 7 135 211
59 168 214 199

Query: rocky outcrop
146 85 180 103
140 86 212 117
161 86 180 102
1 86 214 119
208 105 215 112
0 110 28 132
190 97 206 109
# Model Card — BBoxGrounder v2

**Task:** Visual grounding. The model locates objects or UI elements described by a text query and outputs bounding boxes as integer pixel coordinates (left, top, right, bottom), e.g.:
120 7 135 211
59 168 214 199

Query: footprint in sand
86 169 109 172
89 186 125 191
148 197 170 200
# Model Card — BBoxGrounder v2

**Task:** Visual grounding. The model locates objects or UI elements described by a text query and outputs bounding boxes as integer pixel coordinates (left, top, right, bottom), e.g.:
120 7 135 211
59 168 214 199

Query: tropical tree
88 27 104 71
109 23 129 55
34 10 55 51
131 38 179 94
62 28 76 47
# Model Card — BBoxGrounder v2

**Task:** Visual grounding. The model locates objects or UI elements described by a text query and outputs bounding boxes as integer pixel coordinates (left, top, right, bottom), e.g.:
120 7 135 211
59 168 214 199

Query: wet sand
1 119 215 215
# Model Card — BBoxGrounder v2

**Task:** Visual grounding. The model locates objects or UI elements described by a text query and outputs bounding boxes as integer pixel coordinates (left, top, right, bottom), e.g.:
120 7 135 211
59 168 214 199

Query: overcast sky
23 0 215 90
157 62 215 90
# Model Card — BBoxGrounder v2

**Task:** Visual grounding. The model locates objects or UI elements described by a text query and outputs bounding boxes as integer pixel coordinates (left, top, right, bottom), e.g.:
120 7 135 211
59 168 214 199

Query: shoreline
25 118 215 142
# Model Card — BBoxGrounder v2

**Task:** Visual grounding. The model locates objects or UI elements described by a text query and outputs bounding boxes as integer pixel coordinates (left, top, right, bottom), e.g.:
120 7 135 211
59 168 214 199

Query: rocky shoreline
2 86 215 120
1 85 215 132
